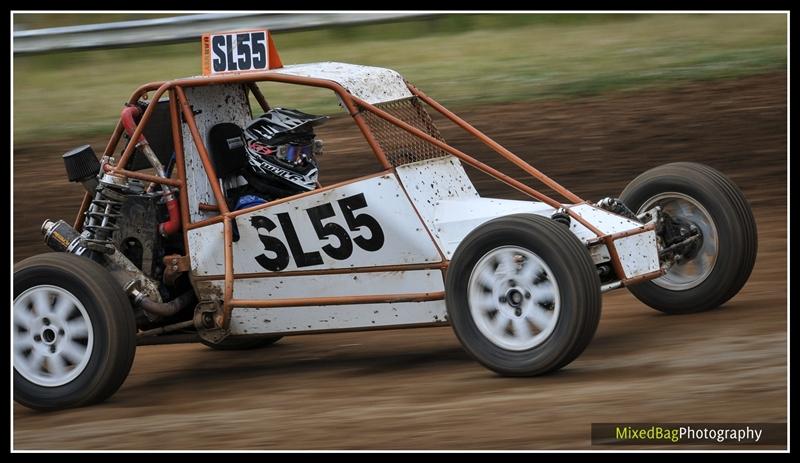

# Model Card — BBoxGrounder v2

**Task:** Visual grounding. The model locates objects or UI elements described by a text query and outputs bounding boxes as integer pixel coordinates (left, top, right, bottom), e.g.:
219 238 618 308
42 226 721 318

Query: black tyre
201 335 283 350
13 253 137 410
446 214 602 376
620 162 757 314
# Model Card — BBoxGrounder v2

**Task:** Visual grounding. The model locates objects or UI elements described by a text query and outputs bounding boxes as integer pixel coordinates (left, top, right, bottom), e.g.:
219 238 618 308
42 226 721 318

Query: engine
42 104 195 331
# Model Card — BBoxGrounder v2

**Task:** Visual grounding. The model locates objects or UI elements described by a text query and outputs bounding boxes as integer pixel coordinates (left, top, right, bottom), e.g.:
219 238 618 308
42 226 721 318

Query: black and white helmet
242 108 327 194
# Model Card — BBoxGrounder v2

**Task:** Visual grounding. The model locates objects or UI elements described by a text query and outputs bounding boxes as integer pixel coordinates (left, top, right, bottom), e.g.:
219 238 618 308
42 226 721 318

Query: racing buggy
13 32 757 410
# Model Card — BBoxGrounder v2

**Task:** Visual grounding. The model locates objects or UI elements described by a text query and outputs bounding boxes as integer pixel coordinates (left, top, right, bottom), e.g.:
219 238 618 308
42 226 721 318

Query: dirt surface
12 73 787 450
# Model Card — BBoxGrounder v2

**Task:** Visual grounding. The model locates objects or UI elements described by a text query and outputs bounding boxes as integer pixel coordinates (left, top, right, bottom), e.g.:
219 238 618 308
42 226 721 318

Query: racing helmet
242 108 327 195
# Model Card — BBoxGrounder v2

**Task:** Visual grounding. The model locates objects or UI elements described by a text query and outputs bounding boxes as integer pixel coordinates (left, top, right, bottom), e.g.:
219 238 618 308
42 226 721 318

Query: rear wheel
620 162 757 314
13 253 137 410
446 214 601 376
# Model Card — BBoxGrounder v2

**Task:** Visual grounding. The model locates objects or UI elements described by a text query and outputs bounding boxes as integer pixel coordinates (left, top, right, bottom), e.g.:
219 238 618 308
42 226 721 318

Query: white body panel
229 300 447 335
397 156 598 257
271 62 412 105
206 269 443 300
614 231 661 279
187 173 441 277
567 203 645 235
395 156 660 279
433 197 556 258
395 156 479 257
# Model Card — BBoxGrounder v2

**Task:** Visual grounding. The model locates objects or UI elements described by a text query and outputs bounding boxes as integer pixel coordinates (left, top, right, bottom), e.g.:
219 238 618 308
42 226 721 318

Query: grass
13 13 786 145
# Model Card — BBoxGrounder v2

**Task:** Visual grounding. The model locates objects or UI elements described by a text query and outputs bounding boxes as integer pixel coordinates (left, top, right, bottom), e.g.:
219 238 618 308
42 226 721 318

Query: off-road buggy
13 34 757 410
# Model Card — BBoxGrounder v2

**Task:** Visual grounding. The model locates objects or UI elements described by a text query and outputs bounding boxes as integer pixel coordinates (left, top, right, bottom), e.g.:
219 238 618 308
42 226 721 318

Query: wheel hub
41 326 57 345
504 288 524 308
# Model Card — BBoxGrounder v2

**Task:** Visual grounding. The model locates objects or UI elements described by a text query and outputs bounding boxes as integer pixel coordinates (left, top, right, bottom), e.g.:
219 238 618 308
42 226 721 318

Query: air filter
63 144 100 183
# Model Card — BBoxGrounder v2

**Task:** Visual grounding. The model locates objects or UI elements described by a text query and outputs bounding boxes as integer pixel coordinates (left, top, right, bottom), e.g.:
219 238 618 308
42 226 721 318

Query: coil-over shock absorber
82 178 125 255
41 182 126 258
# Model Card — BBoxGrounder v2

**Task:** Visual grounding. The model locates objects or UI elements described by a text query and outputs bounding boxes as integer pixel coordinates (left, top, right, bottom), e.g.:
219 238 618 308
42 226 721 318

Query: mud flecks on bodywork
205 269 444 301
271 62 413 105
614 231 660 279
228 300 448 335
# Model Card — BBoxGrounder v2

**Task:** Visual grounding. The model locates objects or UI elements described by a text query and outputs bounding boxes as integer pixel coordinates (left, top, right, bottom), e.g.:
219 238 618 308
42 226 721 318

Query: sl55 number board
187 174 443 276
202 29 280 76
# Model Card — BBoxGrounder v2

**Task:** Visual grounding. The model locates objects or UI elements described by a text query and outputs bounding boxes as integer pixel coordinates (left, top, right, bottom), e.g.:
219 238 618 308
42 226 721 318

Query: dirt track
12 73 787 449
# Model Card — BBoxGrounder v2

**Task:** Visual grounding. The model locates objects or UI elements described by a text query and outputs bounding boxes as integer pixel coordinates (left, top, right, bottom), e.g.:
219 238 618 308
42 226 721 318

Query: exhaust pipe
43 219 184 319
126 284 195 318
42 219 88 256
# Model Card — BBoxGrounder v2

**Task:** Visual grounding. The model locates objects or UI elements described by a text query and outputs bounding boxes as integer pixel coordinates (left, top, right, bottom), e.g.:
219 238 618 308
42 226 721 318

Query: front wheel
13 253 137 410
620 162 757 314
446 214 602 376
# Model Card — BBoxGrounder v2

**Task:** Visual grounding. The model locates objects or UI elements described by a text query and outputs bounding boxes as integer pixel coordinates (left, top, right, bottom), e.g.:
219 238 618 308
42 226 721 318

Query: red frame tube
120 105 148 144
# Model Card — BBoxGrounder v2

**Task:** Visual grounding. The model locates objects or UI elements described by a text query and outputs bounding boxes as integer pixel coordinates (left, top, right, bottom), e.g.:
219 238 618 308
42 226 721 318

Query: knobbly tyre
13 30 757 410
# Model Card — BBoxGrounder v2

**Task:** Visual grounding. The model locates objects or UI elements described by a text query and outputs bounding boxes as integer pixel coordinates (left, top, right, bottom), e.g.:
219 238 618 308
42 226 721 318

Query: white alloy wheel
467 246 561 351
14 285 94 387
640 192 719 291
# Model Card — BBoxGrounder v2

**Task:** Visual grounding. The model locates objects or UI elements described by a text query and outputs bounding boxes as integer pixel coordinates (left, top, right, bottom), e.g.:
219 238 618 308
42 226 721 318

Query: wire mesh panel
361 97 450 167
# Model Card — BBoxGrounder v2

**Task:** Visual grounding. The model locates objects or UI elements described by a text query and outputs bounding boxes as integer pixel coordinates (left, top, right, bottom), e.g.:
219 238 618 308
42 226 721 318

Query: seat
208 122 250 211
